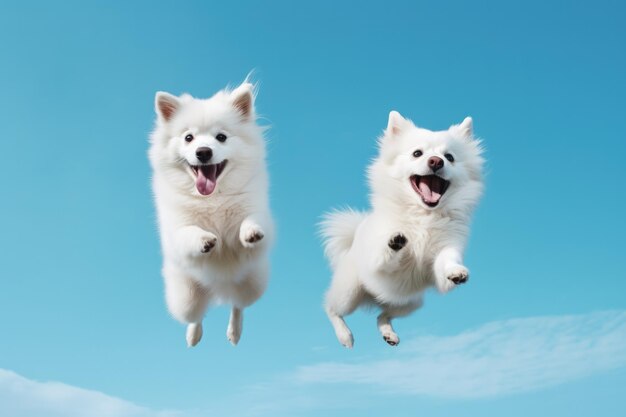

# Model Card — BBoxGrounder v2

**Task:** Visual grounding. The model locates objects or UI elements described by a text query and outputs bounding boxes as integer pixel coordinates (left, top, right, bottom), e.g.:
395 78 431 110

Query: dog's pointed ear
230 82 255 120
155 92 181 122
453 116 473 138
387 111 408 136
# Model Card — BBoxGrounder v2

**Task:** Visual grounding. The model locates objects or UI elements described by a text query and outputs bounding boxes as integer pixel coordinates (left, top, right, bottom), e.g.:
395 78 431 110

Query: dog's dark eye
216 133 227 142
184 134 194 143
413 150 423 158
444 153 455 162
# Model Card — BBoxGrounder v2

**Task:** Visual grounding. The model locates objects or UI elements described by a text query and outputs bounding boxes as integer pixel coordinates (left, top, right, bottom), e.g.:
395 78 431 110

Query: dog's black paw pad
201 240 216 253
245 231 264 244
388 234 407 251
383 336 399 346
448 273 469 285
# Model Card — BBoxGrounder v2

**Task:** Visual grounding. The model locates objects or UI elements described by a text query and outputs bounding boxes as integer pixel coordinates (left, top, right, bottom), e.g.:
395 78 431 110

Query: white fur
149 82 273 347
321 112 484 348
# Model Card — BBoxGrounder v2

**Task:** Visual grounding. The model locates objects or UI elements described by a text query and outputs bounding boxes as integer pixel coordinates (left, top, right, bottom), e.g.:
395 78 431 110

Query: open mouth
189 160 228 196
410 175 450 207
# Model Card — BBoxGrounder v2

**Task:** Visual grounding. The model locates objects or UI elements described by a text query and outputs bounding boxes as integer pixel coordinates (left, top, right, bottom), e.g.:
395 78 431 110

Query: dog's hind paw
227 323 241 346
388 233 407 251
186 323 203 347
335 328 354 349
382 331 400 346
227 308 243 346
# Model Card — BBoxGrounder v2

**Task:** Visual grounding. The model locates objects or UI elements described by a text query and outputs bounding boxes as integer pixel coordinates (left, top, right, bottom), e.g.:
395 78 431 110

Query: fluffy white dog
321 111 484 348
149 82 273 347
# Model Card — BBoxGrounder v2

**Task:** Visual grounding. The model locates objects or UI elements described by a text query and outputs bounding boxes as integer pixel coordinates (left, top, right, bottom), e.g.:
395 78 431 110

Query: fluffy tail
319 209 366 269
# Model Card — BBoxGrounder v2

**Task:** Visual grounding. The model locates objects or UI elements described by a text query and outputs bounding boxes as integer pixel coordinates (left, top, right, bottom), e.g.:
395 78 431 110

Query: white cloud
3 311 625 417
294 310 626 398
0 369 180 417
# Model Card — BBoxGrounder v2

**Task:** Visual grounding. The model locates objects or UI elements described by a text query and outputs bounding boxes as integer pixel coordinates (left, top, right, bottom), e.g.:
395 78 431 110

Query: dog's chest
407 216 450 255
400 217 453 281
185 198 258 271
186 197 249 240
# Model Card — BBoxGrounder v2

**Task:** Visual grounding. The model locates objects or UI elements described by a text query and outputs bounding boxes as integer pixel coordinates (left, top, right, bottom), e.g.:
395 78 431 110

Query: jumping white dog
149 82 273 347
321 111 484 348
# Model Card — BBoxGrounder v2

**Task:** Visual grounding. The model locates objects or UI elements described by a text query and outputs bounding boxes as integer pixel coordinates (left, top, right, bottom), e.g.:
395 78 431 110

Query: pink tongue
196 165 217 195
419 178 442 203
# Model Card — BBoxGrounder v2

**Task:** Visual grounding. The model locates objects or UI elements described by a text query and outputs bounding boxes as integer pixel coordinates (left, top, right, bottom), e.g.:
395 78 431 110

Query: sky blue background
0 0 625 416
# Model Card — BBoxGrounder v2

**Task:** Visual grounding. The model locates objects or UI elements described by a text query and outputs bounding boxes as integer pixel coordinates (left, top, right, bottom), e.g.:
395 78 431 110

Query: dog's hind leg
377 298 423 346
226 307 243 346
163 265 211 347
325 261 363 348
227 260 269 346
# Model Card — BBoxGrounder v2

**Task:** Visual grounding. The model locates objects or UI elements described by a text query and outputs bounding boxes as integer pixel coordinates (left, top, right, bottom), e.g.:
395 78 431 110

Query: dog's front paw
240 223 265 248
199 233 218 254
388 233 407 251
447 265 469 285
437 265 469 293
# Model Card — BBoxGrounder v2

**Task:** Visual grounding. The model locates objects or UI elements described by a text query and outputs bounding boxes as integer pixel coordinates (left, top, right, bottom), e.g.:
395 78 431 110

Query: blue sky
0 1 625 416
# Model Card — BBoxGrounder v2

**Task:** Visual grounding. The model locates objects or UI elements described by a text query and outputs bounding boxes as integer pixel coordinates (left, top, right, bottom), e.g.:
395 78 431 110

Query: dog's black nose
428 156 444 172
195 147 213 163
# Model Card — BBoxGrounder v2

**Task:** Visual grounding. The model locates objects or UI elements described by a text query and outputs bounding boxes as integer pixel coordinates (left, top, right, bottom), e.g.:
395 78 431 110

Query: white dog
149 82 273 347
321 111 484 348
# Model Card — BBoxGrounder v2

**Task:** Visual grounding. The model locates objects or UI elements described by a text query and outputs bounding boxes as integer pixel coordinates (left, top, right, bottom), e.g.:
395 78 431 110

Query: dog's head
370 111 484 212
149 82 264 196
